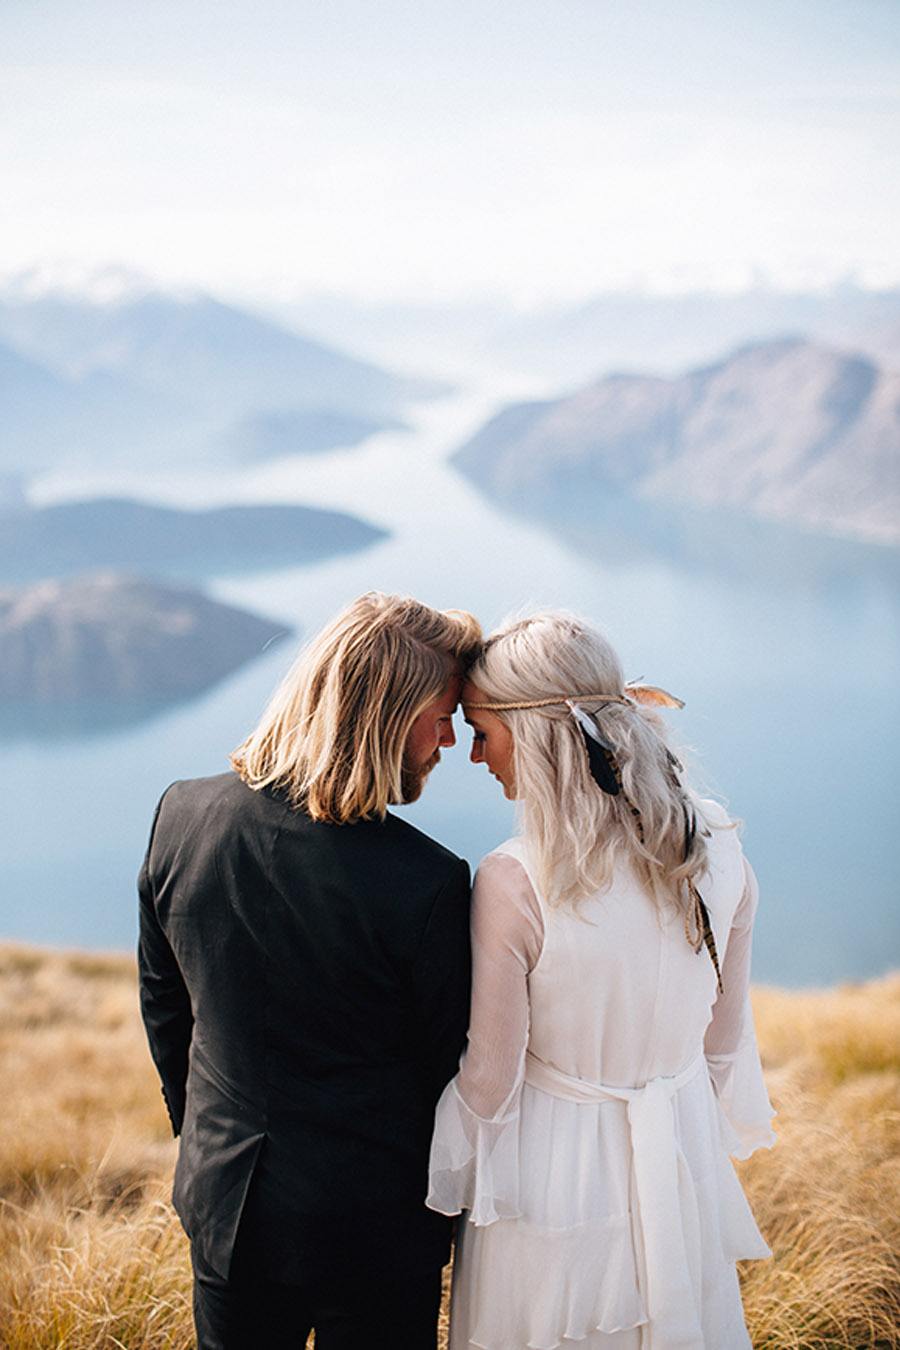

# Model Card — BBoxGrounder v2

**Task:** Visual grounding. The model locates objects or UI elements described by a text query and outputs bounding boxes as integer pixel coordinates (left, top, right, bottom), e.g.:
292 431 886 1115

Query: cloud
2 4 898 301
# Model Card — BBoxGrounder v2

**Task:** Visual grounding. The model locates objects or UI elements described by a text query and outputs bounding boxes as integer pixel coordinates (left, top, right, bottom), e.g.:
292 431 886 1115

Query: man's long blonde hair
469 612 717 910
231 592 482 823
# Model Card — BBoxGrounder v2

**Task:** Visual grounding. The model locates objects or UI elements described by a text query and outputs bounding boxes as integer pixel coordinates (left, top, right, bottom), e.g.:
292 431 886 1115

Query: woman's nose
470 741 483 764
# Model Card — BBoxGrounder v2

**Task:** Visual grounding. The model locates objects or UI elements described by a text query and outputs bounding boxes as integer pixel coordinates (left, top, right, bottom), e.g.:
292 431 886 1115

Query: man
138 592 481 1349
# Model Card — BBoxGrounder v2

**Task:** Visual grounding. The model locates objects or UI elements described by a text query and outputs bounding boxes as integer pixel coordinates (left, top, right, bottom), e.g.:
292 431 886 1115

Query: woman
428 612 775 1350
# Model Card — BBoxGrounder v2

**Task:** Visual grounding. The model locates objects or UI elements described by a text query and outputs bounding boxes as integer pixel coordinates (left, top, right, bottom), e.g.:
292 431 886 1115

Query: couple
138 592 775 1350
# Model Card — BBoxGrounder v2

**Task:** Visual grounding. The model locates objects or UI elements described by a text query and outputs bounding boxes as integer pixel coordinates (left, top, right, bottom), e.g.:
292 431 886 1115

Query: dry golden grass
0 942 897 1349
741 978 900 1349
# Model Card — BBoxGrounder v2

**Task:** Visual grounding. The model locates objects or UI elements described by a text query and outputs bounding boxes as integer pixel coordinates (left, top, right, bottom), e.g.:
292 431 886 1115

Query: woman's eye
472 731 486 742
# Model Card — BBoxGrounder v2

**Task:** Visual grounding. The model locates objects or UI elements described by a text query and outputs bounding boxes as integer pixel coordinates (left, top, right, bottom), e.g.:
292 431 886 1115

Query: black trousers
191 1242 444 1350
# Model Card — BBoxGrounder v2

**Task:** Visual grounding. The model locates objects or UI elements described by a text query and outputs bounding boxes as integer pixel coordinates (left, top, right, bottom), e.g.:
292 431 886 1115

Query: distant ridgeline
453 337 900 558
0 289 444 473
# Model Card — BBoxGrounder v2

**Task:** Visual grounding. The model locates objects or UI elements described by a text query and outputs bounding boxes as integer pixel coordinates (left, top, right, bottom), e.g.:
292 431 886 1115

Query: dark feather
681 800 696 860
688 881 724 994
579 726 620 795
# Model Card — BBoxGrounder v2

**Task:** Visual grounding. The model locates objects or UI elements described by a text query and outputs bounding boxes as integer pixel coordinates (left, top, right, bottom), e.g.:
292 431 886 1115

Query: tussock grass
741 980 900 1349
0 944 172 1206
752 976 900 1084
1 1183 192 1350
0 942 897 1348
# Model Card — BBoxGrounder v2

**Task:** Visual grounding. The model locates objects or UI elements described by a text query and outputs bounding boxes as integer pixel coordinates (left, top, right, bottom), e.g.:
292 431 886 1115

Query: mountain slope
0 337 203 473
453 338 900 546
0 342 74 470
0 290 445 420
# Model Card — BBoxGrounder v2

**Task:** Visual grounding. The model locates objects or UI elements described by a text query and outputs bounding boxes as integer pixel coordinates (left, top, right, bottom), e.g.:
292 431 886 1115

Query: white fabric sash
524 1050 707 1350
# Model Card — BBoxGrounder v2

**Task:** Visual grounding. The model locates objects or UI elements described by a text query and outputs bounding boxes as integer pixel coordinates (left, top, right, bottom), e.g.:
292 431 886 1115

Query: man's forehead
439 673 463 709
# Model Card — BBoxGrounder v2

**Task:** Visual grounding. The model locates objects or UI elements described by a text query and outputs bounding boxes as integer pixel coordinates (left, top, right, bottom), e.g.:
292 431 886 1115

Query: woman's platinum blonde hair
468 611 717 910
231 592 481 823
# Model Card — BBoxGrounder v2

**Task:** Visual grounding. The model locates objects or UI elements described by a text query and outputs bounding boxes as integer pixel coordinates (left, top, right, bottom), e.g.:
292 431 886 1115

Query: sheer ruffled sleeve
704 855 777 1159
427 848 544 1226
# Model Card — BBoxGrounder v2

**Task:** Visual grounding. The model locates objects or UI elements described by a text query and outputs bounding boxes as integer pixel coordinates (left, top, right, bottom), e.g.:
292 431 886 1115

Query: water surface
3 383 898 986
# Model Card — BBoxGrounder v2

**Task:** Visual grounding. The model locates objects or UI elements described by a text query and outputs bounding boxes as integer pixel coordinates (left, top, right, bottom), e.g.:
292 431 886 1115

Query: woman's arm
704 856 776 1157
427 849 543 1224
455 851 543 1121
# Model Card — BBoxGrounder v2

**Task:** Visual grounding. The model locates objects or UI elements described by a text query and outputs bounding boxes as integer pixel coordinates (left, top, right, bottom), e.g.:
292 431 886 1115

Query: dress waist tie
524 1050 707 1350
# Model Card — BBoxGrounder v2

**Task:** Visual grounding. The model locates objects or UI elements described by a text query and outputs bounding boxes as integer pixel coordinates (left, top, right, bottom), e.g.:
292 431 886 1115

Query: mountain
0 336 205 473
0 290 446 421
0 287 449 476
0 497 389 584
452 338 900 548
0 572 290 703
0 339 396 473
485 285 900 386
278 284 900 389
0 342 74 471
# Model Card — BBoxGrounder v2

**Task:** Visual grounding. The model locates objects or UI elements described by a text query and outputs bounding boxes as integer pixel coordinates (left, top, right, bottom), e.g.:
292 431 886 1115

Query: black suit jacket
138 772 471 1282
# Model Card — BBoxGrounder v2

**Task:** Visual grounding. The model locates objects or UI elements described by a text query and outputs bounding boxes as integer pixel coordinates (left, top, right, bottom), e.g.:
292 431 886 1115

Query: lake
2 381 898 986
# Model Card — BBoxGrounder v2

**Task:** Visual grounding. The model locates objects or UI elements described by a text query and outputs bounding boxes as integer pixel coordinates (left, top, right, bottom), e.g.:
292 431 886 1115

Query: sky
2 0 899 304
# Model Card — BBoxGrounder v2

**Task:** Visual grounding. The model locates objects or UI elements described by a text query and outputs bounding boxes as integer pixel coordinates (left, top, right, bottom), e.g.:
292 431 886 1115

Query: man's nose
441 723 456 748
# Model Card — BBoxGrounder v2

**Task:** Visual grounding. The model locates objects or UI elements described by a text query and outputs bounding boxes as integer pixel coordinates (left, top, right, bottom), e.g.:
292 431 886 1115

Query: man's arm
411 857 472 1106
137 791 194 1136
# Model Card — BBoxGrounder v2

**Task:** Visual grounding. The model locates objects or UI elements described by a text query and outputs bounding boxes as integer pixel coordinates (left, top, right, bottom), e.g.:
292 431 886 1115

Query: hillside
0 945 897 1348
453 337 900 547
0 573 290 703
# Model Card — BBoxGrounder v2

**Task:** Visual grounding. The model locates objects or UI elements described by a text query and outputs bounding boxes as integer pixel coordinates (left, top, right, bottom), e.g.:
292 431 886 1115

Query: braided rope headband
465 693 630 710
463 682 684 711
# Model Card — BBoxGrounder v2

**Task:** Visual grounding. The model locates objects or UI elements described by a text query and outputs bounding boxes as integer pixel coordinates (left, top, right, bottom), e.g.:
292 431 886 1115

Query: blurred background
1 0 897 984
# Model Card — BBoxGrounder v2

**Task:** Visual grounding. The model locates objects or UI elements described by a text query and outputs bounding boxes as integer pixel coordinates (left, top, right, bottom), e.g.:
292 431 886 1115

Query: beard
400 749 440 804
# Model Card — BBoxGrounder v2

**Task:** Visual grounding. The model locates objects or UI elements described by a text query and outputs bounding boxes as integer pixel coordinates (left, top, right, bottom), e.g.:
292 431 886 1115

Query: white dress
427 799 775 1350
